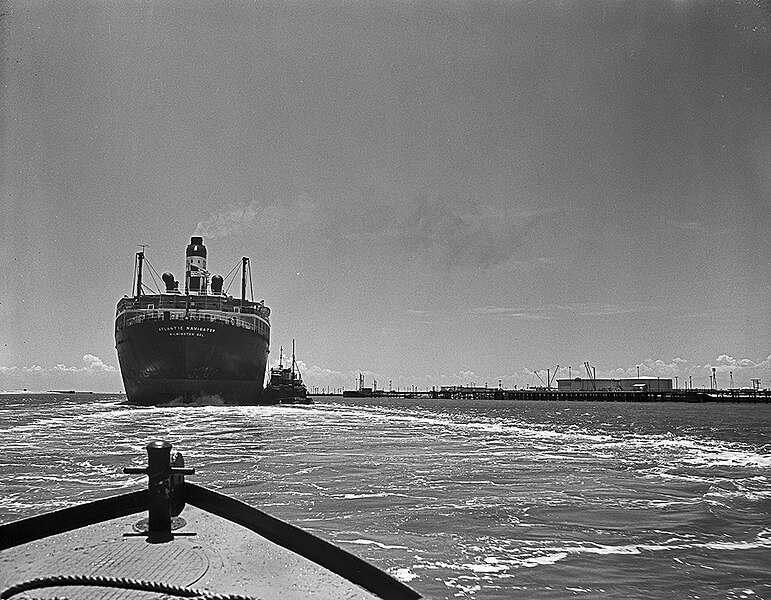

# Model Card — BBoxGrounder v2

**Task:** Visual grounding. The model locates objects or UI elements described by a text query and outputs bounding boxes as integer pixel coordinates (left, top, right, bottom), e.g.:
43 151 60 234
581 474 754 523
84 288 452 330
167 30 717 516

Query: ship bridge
115 294 270 338
116 237 270 338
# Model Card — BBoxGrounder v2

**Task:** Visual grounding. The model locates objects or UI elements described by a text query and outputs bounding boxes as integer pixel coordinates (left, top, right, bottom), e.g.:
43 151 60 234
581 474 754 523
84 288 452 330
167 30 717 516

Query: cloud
297 354 771 393
603 355 771 386
300 363 349 382
3 355 118 374
503 355 770 390
562 303 644 317
470 306 554 321
82 354 118 372
300 363 500 392
470 302 646 321
0 365 46 373
396 195 549 270
193 189 559 272
714 354 759 369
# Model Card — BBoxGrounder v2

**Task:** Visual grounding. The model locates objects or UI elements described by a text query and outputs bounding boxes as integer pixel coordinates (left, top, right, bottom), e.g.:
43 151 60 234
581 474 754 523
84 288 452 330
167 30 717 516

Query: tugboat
264 340 311 404
0 441 420 600
115 237 271 405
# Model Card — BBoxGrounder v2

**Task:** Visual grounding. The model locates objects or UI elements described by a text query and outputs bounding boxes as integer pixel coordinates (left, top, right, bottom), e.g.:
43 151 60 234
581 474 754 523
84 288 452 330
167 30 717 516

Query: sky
1 0 769 394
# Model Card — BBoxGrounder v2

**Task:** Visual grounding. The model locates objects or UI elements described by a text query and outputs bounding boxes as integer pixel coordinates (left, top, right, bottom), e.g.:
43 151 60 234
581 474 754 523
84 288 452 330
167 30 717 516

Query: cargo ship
115 237 271 405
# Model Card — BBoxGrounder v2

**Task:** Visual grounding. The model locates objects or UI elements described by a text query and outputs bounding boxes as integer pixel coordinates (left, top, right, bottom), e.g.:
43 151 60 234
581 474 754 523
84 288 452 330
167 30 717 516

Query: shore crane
584 361 597 390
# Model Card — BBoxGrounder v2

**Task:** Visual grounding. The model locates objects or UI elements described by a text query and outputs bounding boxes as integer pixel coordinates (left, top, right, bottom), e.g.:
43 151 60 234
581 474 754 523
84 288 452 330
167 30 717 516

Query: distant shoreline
0 390 105 395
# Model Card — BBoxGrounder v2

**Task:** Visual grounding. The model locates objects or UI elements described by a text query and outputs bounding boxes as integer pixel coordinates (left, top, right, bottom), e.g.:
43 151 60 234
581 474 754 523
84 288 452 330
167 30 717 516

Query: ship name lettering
160 325 215 335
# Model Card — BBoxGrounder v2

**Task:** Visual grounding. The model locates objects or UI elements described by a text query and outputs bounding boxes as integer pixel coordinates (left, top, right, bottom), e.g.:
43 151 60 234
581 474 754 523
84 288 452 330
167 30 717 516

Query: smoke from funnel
193 204 261 240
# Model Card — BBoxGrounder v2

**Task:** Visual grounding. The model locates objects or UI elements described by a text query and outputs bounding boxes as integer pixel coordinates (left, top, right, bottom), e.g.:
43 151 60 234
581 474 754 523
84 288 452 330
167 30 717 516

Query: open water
1 393 770 599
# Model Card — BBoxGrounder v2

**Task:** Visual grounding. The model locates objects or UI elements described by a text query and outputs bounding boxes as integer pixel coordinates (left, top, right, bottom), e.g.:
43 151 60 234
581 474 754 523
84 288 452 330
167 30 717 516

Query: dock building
557 377 673 393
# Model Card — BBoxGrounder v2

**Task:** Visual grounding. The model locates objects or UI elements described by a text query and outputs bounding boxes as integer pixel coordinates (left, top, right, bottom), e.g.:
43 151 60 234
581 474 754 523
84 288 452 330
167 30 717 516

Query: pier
336 387 771 403
334 372 770 403
493 388 771 403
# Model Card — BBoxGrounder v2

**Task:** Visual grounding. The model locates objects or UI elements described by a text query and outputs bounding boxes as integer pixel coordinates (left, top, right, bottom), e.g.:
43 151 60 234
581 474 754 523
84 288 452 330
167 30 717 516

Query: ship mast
135 250 145 298
241 257 248 302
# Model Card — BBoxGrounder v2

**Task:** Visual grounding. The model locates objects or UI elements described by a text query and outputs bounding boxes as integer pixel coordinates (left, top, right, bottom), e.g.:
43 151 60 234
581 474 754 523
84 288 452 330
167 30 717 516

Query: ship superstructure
115 237 271 405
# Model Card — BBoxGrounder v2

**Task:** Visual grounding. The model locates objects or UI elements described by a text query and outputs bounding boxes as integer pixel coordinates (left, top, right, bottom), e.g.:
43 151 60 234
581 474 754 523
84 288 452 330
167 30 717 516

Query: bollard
124 440 195 534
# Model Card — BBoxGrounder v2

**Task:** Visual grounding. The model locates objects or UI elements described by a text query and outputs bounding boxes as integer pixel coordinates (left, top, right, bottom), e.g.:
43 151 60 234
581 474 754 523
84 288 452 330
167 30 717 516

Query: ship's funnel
186 237 207 293
211 274 223 294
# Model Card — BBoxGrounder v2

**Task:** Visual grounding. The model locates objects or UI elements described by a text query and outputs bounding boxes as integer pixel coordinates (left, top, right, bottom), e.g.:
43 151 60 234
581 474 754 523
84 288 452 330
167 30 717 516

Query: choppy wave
1 395 770 599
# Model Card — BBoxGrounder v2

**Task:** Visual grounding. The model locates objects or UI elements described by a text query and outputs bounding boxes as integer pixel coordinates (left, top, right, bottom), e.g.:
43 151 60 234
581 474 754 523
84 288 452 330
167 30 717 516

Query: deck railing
116 294 270 317
118 309 267 333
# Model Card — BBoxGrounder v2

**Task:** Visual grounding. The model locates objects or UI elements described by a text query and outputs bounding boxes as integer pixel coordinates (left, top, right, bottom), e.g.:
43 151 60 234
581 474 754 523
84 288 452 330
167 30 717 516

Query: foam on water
2 395 770 599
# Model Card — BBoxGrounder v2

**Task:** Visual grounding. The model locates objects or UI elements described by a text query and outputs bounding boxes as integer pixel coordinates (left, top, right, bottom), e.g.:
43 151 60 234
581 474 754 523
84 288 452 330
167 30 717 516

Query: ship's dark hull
116 319 269 405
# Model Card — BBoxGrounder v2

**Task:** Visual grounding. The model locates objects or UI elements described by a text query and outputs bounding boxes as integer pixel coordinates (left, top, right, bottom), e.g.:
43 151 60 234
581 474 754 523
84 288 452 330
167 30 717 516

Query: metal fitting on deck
124 441 195 533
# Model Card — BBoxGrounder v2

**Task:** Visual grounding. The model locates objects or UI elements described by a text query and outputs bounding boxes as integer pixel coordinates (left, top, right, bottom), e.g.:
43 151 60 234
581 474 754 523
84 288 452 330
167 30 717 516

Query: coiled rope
0 575 259 600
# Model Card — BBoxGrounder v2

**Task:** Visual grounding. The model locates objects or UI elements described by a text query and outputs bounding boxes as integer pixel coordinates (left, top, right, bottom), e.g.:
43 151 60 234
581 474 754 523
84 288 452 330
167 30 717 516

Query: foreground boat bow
0 441 420 600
